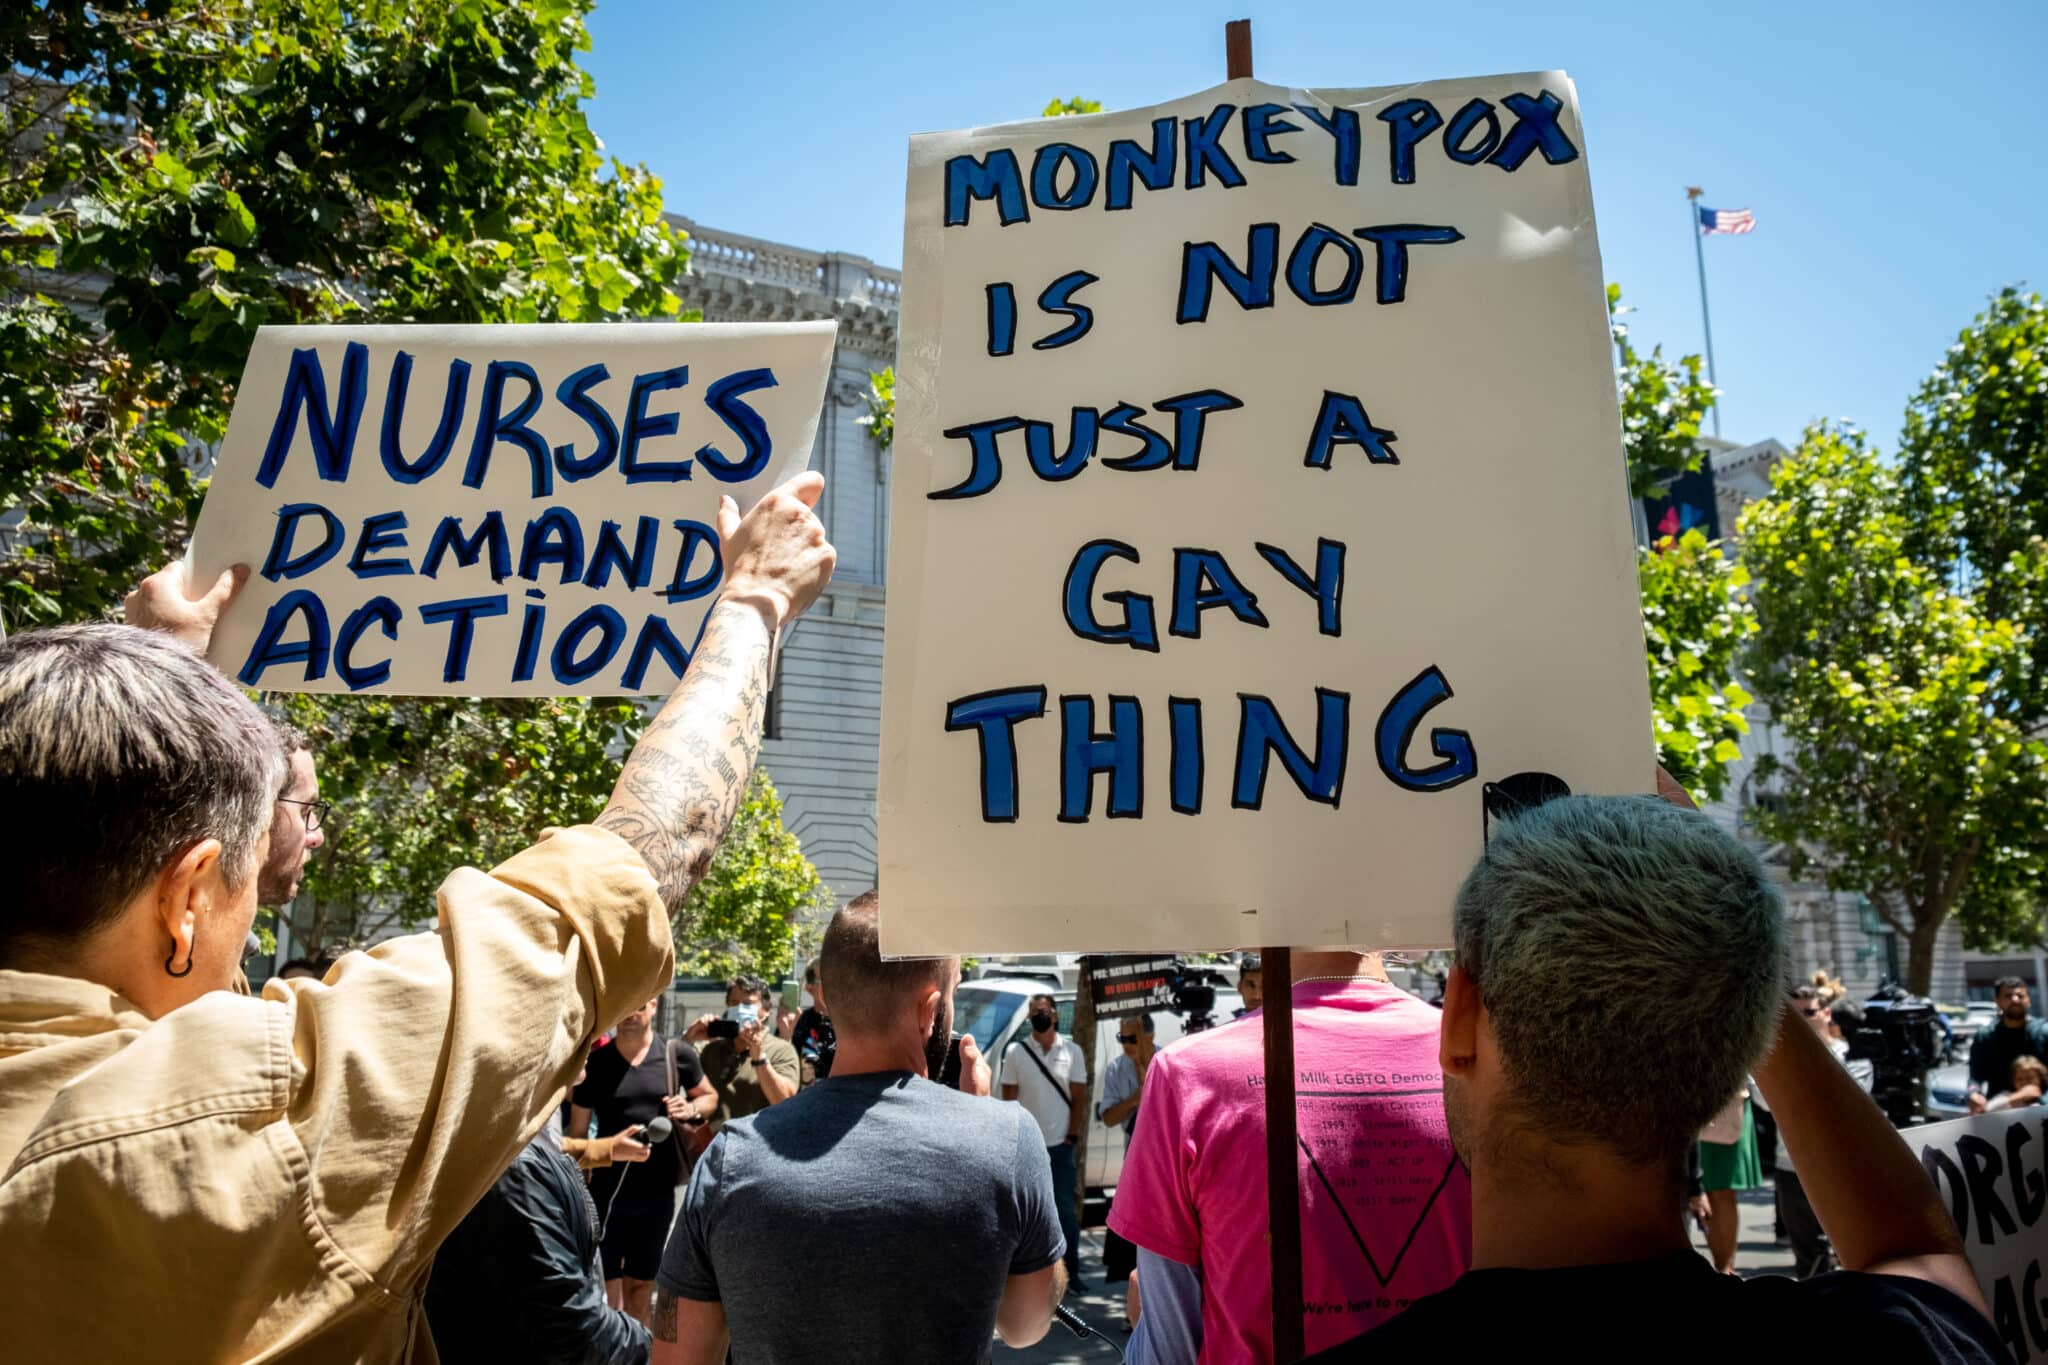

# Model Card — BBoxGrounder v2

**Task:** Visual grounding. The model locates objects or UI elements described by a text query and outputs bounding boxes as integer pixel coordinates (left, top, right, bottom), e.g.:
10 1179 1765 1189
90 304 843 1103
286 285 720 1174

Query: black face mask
1029 1010 1057 1035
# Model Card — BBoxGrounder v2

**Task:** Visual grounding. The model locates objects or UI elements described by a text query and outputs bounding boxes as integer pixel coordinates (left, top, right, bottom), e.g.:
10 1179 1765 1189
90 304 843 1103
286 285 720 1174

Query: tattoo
652 1289 680 1343
598 600 773 920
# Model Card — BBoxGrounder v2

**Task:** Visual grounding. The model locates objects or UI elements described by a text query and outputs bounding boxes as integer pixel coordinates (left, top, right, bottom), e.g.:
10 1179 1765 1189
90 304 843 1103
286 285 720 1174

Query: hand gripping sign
191 321 836 696
879 73 1651 955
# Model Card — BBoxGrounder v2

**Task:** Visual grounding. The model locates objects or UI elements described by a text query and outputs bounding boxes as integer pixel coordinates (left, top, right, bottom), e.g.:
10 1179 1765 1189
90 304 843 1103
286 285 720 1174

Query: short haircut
277 958 320 980
818 891 954 1037
273 719 312 759
1029 991 1058 1013
1454 794 1785 1166
1829 999 1864 1032
1120 1012 1155 1035
727 975 766 1004
0 624 284 964
1239 954 1262 978
1995 976 2028 995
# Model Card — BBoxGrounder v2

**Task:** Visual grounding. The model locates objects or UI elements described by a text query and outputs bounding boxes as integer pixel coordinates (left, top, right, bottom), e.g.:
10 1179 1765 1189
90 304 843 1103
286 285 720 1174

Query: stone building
669 217 898 905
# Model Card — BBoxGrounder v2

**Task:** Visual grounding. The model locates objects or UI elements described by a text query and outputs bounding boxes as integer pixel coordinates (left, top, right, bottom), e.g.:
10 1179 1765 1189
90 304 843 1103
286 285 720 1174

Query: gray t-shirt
657 1069 1064 1365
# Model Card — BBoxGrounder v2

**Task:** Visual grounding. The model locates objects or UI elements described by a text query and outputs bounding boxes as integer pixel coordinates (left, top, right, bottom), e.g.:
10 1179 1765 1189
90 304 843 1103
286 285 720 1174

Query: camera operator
572 999 719 1325
649 892 1066 1364
1966 977 2048 1113
790 962 836 1082
688 976 801 1125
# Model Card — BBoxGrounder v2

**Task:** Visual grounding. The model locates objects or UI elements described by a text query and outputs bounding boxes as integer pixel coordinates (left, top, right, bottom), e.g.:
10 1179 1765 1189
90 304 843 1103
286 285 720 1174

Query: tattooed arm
599 473 835 916
650 1291 729 1364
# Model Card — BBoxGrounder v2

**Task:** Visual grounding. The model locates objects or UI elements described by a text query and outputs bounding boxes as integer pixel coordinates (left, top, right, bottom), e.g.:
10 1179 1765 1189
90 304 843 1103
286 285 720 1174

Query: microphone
640 1116 673 1144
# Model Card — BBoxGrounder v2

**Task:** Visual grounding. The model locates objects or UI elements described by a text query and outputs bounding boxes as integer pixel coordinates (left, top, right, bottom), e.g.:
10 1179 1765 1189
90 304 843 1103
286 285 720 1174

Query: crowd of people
0 470 2033 1363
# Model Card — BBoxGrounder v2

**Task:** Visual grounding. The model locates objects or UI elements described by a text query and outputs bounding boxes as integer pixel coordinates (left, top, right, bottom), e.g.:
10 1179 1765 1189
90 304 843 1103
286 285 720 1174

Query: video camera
1168 964 1232 1034
1843 979 1946 1125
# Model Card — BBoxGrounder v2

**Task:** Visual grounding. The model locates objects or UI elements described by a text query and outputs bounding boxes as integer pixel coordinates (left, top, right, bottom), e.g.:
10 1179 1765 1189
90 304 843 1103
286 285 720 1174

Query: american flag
1698 205 1755 236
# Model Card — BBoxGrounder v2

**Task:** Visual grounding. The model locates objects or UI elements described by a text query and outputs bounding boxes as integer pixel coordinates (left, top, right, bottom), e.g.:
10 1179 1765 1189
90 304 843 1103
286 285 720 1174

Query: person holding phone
688 977 801 1132
572 999 718 1326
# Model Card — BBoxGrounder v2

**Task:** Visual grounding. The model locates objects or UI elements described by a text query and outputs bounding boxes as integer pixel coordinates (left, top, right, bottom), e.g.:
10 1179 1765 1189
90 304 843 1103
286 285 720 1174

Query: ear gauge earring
164 944 195 978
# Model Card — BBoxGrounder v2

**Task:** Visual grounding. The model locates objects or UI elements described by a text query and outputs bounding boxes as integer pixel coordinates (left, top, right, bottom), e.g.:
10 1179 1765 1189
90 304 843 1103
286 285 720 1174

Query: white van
954 975 1243 1194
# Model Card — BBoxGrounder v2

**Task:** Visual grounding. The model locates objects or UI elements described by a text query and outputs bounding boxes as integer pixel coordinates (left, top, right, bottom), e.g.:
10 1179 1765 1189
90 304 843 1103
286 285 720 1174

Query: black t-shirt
572 1033 704 1207
1306 1253 2008 1365
1969 1016 2048 1094
792 1007 835 1078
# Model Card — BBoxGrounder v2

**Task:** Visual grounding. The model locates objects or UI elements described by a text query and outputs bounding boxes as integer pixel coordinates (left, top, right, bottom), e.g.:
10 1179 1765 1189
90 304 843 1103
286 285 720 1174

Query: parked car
953 975 1243 1194
1923 1059 1974 1123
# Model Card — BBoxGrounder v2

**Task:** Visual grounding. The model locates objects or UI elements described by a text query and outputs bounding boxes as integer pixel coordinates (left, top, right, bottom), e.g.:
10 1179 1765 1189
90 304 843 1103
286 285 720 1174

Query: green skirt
1699 1098 1762 1192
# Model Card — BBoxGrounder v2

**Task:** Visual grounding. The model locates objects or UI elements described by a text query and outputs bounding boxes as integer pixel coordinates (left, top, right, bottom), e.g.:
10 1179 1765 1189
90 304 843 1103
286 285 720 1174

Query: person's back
1111 962 1471 1361
425 1132 651 1364
664 1072 1058 1363
1347 1256 1997 1362
1309 779 2005 1365
652 891 1064 1365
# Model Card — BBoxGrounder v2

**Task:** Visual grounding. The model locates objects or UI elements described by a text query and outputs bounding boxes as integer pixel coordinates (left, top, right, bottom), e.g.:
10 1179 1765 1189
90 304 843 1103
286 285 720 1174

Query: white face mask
724 1002 760 1026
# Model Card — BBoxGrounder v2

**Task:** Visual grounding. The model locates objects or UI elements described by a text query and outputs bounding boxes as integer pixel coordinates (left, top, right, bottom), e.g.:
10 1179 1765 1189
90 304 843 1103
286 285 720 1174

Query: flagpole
1685 186 1721 438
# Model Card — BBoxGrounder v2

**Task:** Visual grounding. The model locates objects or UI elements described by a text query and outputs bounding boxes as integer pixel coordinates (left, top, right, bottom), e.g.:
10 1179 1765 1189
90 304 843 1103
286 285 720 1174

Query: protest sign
1906 1111 2047 1364
191 322 836 696
1085 955 1180 1018
878 73 1650 955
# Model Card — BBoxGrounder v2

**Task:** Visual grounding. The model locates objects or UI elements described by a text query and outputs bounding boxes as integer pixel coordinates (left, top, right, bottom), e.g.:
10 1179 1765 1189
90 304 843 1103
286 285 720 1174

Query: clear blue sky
581 0 2044 450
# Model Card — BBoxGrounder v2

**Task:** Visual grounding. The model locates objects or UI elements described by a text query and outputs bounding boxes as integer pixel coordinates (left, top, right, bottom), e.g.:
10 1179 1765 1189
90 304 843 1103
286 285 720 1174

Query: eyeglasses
1117 1034 1140 1044
278 798 330 832
1481 771 1572 850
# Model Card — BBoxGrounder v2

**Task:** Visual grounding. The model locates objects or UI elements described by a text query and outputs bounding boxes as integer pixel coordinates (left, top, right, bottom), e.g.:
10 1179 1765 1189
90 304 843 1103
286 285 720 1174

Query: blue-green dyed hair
1454 794 1786 1164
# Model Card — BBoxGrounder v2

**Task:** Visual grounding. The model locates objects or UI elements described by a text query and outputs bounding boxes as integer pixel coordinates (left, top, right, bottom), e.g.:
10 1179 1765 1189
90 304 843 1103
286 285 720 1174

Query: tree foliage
1610 284 1718 501
1610 286 1750 801
3 1 829 960
1638 529 1754 804
1739 422 2048 992
1042 97 1103 118
2 0 689 628
1898 286 2048 717
676 770 828 984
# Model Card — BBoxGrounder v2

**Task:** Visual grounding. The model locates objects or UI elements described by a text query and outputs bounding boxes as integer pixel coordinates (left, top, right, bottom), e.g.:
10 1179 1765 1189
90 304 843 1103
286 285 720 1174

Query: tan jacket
0 824 672 1363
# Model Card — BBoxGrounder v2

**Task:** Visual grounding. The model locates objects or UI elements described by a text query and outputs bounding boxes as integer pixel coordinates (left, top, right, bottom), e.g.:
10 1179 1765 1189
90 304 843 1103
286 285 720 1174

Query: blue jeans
1047 1140 1080 1271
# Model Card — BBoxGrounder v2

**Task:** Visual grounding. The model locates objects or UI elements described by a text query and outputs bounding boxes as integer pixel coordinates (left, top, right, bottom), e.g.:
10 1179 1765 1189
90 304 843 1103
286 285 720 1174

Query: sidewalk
1000 1188 1796 1364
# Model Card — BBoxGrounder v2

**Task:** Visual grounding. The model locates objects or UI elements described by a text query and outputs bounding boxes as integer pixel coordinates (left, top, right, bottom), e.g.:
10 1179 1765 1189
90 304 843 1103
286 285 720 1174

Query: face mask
1029 1010 1056 1034
724 1003 760 1026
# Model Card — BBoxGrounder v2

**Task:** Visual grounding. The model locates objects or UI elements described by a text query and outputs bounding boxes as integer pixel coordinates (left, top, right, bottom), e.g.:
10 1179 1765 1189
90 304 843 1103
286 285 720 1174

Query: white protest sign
191 322 836 696
1906 1111 2048 1364
879 73 1650 955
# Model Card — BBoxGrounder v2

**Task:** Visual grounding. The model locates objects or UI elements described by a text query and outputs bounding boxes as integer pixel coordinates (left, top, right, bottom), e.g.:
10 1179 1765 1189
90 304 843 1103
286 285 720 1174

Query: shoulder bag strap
1010 1037 1069 1098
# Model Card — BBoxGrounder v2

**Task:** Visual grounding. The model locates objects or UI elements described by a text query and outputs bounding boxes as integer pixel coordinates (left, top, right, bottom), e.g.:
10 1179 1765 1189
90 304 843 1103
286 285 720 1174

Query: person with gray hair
651 890 1065 1364
0 472 837 1360
1308 777 2004 1363
124 567 327 914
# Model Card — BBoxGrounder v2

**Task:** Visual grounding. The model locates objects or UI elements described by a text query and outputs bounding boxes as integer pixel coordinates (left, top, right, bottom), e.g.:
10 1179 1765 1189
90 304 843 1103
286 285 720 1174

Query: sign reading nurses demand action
192 322 836 696
879 72 1653 955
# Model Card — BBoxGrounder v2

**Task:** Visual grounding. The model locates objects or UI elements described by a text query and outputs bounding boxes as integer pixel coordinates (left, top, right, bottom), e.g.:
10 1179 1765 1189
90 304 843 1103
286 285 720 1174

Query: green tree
278 692 646 948
1611 286 1751 802
1042 97 1103 118
1739 423 2048 993
675 770 828 983
1638 529 1754 803
2 0 689 628
1898 287 2048 718
1610 284 1718 500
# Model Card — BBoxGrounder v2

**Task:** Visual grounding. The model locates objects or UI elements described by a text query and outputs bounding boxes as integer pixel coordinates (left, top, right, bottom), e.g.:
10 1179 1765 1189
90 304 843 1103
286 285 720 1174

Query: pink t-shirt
1109 979 1472 1362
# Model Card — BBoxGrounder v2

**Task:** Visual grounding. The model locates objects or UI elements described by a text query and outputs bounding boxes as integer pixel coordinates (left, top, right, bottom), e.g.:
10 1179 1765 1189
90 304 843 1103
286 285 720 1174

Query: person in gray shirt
651 891 1066 1364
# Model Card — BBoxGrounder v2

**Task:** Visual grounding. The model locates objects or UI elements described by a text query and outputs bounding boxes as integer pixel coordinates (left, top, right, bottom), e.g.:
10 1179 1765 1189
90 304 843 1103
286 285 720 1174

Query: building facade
670 217 898 905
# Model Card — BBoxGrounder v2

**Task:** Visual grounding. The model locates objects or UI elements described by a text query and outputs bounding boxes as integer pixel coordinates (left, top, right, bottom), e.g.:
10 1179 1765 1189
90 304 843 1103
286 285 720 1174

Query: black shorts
600 1200 675 1282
